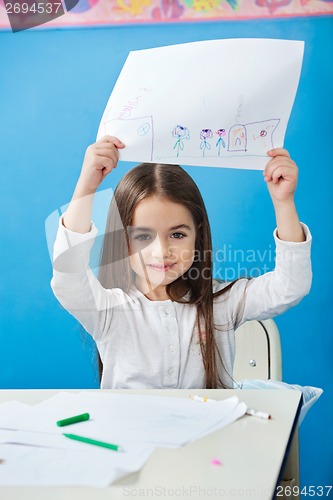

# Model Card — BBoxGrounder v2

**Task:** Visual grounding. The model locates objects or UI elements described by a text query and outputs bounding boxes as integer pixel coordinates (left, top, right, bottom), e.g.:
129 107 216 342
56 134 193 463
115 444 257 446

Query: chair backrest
233 319 282 381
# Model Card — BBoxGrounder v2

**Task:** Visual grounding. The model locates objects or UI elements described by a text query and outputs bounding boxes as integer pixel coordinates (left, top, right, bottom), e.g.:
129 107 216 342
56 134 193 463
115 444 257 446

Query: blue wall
1 15 332 486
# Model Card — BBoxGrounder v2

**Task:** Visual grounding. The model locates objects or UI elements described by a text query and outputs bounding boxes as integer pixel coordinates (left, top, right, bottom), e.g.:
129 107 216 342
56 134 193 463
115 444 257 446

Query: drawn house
104 116 154 160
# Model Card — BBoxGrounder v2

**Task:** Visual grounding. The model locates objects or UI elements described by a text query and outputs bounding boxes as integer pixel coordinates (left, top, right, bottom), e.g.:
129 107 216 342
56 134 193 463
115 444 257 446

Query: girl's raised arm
263 148 304 242
226 149 311 329
63 136 125 234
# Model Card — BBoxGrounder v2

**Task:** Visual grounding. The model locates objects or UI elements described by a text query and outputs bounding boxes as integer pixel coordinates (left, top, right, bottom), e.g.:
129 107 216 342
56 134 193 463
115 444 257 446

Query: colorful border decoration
0 0 332 30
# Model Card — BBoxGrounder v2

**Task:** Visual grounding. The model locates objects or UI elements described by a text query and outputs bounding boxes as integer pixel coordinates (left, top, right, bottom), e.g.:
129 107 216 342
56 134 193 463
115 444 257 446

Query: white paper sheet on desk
0 393 246 486
0 392 247 448
0 398 155 486
0 442 154 487
97 38 304 170
0 400 32 418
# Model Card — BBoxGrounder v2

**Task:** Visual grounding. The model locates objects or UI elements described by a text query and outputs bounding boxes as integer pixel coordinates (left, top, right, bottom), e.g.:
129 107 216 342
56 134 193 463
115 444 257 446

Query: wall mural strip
0 0 332 31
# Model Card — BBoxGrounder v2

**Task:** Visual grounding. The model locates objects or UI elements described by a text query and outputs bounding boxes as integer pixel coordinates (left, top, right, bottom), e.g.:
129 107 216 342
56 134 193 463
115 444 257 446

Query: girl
51 135 312 389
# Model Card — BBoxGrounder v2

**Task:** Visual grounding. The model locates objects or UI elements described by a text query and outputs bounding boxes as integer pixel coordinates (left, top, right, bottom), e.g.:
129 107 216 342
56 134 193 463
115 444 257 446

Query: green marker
56 413 90 427
63 433 124 452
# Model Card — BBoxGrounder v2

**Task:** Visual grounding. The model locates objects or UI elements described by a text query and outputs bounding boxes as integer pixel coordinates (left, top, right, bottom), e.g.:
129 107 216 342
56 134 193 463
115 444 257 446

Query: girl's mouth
147 263 176 272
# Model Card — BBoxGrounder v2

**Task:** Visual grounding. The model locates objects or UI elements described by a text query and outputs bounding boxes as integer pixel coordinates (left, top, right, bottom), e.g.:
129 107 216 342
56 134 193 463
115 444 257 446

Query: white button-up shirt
51 218 312 389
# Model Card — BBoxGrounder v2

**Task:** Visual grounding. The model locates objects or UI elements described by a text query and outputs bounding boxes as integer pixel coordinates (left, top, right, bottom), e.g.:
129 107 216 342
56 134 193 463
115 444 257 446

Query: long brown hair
98 163 237 388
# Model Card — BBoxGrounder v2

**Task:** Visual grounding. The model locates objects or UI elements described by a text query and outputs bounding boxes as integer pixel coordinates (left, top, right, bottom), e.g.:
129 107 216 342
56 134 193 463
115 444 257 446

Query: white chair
234 319 300 496
234 319 282 381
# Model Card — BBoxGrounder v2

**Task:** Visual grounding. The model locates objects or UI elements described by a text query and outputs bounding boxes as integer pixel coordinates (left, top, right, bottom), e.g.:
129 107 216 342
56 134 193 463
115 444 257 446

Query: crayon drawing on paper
97 38 304 170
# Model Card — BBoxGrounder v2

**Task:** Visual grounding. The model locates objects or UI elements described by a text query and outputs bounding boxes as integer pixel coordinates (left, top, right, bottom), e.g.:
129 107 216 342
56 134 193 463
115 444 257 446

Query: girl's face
128 196 196 295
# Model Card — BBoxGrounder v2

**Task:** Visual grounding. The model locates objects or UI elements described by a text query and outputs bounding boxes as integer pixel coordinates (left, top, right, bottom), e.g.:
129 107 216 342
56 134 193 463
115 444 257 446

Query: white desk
0 389 301 500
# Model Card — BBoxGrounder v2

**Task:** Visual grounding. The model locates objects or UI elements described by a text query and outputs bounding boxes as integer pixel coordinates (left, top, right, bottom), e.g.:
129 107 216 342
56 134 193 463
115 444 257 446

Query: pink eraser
211 458 222 466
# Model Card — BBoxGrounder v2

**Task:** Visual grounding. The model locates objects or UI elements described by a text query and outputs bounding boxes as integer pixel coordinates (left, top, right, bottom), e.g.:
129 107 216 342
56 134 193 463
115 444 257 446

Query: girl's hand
263 148 298 204
78 135 125 193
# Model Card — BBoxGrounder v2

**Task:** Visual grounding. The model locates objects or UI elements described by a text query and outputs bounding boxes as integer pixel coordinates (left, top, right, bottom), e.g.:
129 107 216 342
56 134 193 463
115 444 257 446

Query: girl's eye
134 234 151 241
171 232 186 239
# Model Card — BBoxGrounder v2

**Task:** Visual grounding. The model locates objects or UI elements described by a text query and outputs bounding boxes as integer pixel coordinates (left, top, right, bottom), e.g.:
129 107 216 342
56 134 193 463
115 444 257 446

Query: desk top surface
0 388 301 500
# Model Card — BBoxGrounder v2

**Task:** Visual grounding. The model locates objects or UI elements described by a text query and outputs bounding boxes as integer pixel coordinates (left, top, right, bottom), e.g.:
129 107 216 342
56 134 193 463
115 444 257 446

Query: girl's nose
150 237 171 259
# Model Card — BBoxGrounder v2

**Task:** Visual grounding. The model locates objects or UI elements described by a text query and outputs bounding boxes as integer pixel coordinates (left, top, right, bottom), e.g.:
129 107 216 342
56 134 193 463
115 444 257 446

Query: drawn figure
215 128 226 156
200 129 213 157
228 125 247 152
172 125 190 157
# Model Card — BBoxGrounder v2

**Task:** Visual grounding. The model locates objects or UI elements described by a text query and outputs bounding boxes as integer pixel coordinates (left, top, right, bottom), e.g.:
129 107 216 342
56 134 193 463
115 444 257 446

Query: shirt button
164 307 171 315
168 368 174 375
170 345 175 352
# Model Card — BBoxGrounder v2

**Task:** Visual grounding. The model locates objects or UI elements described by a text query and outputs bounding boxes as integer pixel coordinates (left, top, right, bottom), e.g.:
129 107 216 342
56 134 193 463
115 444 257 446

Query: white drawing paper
0 392 246 486
0 392 246 448
97 38 304 170
0 442 154 487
